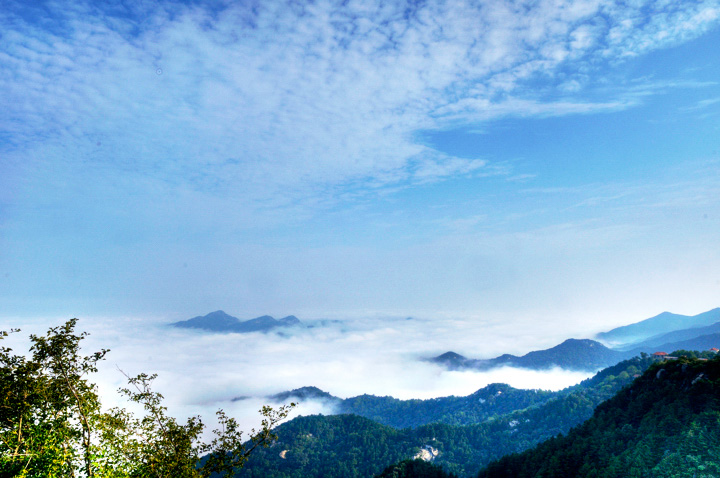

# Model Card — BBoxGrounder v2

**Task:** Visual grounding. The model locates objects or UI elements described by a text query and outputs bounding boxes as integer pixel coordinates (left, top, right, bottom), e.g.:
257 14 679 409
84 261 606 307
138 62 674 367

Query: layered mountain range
430 339 623 372
429 307 720 373
211 306 720 477
174 308 720 377
234 354 679 477
596 307 720 345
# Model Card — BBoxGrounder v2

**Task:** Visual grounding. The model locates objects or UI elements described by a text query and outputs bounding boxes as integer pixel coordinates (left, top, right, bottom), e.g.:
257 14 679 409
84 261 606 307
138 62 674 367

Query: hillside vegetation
375 459 458 478
478 355 720 478
235 356 658 477
273 383 557 429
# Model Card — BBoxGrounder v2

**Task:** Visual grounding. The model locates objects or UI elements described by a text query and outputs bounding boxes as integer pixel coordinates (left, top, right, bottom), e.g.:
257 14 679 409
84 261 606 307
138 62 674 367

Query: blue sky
2 0 720 331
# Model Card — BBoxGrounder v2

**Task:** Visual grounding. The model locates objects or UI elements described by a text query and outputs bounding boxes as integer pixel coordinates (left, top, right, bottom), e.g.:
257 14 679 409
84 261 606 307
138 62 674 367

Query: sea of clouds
3 314 593 436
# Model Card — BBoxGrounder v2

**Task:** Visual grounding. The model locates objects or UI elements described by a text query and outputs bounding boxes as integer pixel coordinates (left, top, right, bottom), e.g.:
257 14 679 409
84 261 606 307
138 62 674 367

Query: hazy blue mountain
171 310 303 333
431 351 471 370
431 339 623 372
508 339 623 370
172 310 240 331
596 307 720 346
627 332 720 357
428 308 720 375
622 321 720 352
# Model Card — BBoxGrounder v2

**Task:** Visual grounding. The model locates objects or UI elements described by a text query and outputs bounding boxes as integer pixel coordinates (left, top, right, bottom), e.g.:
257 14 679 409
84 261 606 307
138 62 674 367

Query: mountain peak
207 309 230 316
597 307 720 347
556 338 604 347
279 315 302 325
432 339 621 373
428 351 469 370
270 386 339 403
171 311 304 333
172 310 242 331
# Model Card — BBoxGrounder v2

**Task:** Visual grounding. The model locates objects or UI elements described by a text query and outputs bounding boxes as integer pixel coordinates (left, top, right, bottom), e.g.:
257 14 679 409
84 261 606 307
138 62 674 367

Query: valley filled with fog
3 313 593 434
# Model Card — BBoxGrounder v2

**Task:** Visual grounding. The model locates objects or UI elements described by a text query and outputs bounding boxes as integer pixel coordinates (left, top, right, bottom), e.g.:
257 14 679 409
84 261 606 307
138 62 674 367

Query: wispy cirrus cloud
680 96 720 111
2 0 720 215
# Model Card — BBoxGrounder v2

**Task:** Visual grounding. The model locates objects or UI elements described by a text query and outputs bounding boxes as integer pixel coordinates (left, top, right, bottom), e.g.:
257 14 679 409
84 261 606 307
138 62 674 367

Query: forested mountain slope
234 356 656 478
272 383 557 429
375 459 458 478
478 355 720 478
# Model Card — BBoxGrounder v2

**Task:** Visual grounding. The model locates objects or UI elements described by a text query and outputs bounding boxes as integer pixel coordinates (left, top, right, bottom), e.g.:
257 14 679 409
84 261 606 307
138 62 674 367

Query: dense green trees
0 320 294 477
234 414 416 477
337 384 556 429
375 459 458 478
477 355 720 478
235 356 657 477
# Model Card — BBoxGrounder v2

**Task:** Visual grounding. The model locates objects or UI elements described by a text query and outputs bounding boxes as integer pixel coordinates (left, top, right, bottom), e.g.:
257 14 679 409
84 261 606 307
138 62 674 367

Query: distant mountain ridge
627 332 720 357
171 310 303 333
595 307 720 358
430 338 623 373
621 320 720 352
596 307 720 346
430 308 720 374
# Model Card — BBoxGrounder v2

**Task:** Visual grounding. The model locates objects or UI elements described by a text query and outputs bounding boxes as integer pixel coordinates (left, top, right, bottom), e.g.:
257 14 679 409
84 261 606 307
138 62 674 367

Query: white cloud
0 313 595 435
601 3 720 58
570 23 603 52
433 96 633 120
681 96 720 111
3 0 720 218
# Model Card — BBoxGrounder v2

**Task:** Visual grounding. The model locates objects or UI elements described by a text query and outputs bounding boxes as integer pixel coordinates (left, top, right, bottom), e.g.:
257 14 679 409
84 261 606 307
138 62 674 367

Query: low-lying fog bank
3 314 594 436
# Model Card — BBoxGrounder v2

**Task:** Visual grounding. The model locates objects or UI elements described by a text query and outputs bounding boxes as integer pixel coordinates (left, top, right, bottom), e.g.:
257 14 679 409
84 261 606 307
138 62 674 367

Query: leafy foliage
0 320 294 477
